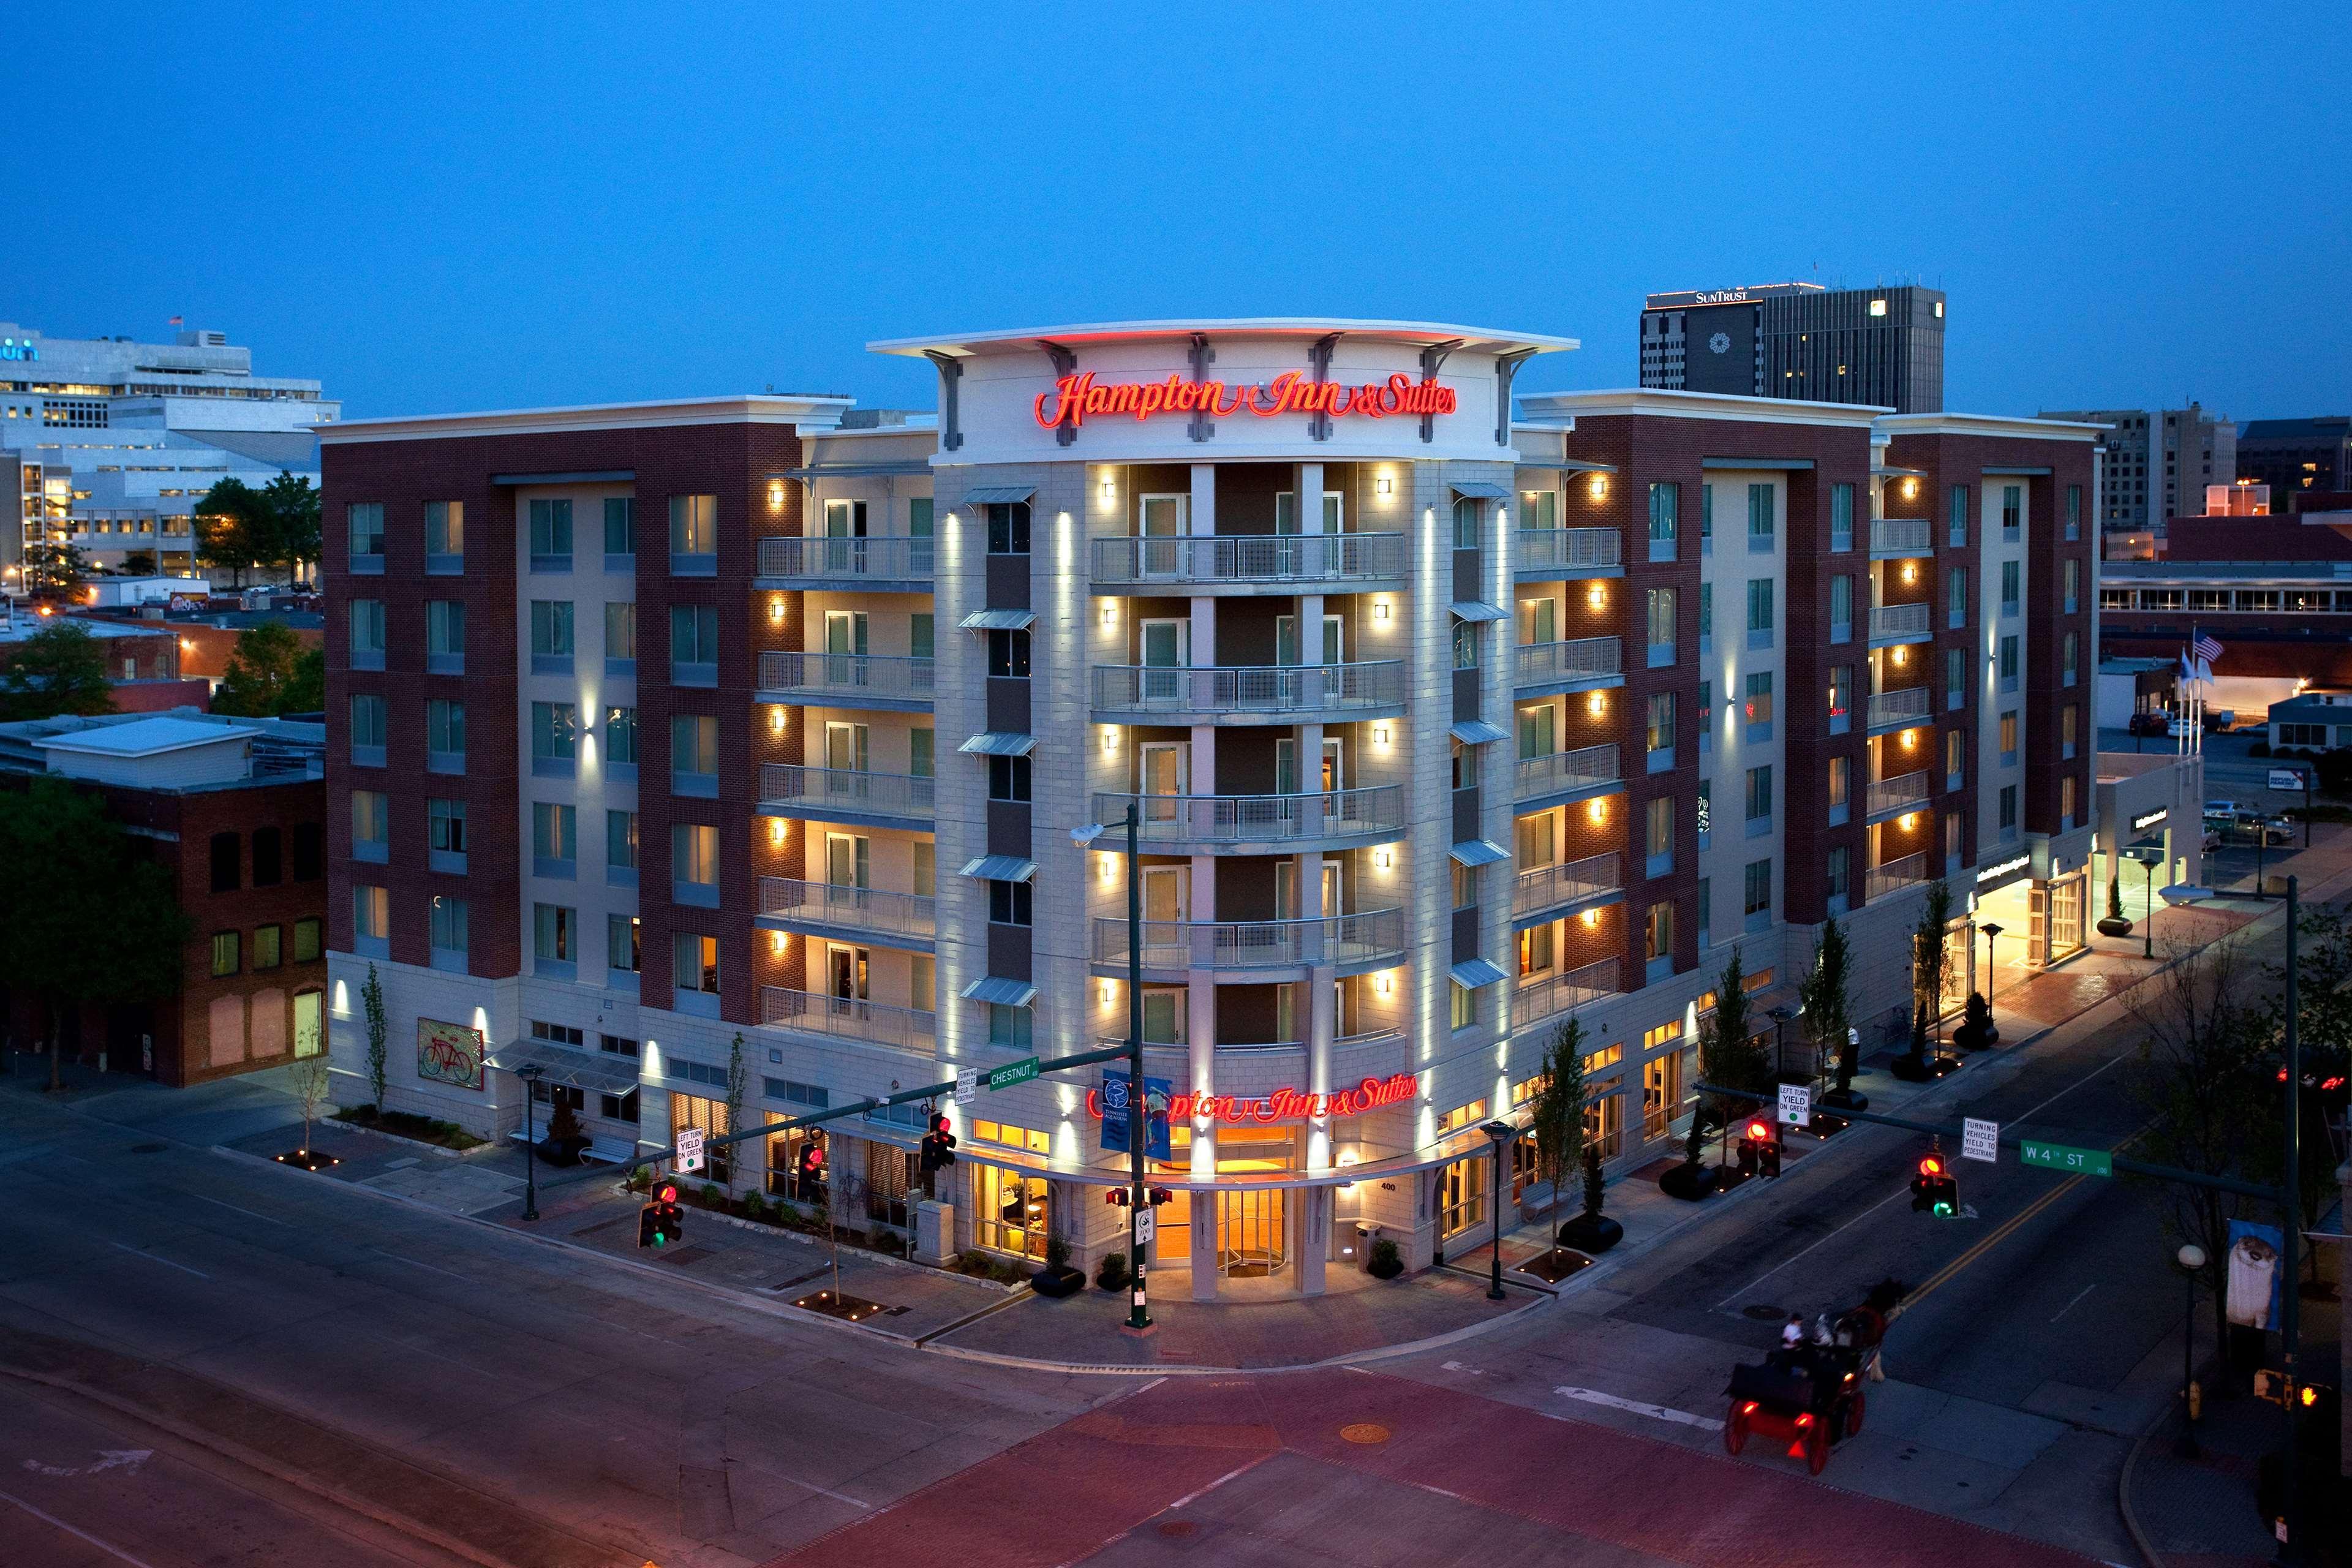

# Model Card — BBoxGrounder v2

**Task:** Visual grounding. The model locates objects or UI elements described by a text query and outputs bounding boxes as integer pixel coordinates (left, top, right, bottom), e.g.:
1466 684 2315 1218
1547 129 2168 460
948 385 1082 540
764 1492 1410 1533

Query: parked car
2204 799 2241 823
2128 711 2169 737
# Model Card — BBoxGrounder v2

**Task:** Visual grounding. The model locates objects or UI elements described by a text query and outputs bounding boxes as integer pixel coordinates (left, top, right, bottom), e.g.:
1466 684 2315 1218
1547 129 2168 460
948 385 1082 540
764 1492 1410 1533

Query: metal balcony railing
1091 907 1405 971
1093 784 1405 848
1868 603 1932 643
757 652 935 702
1869 516 1932 556
1514 636 1622 687
1091 660 1405 717
1866 685 1933 733
1096 1027 1404 1057
757 765 935 823
757 878 936 941
1090 532 1405 584
1515 528 1622 574
760 987 937 1054
1513 744 1620 801
1866 851 1928 904
1866 771 1931 820
1514 957 1622 1027
1513 853 1621 919
757 535 935 580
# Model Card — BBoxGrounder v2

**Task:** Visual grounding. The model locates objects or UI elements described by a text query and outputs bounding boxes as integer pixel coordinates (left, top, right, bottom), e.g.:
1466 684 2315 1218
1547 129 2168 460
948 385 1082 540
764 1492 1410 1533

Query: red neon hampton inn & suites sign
1035 371 1457 431
1084 1072 1417 1126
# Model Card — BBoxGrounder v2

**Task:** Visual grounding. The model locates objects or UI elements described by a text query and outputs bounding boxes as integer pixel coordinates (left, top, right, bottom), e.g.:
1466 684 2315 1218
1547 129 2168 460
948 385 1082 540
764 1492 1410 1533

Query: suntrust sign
1084 1072 1417 1126
1035 371 1457 432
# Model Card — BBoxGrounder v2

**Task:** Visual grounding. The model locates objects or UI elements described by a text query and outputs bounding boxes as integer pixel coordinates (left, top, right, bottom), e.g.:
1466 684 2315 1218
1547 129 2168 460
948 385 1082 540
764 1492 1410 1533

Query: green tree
362 961 388 1115
1699 948 1770 1102
260 472 322 578
1913 879 1954 1044
282 647 324 714
120 549 158 577
193 477 266 587
1530 1017 1587 1245
0 778 190 1089
21 542 89 600
1801 913 1857 1091
725 1031 748 1191
0 622 115 723
212 620 314 716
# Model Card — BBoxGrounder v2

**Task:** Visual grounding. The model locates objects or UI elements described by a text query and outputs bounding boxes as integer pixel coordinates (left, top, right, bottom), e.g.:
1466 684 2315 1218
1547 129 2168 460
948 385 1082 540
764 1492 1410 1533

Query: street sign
1777 1083 1811 1128
987 1057 1040 1091
955 1067 977 1106
1962 1117 1999 1164
2019 1138 2111 1177
2269 767 2309 793
676 1127 706 1174
1134 1209 1156 1246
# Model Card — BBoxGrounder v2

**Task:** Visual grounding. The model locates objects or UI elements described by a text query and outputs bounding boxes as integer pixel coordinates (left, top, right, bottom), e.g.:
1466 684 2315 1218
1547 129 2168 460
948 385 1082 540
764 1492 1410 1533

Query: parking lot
2104 724 2333 897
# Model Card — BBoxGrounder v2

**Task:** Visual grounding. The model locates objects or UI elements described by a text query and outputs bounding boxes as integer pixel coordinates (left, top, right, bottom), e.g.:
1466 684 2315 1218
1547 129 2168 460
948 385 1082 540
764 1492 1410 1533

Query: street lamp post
1979 922 2003 1016
2175 1242 2207 1458
1480 1120 1515 1302
515 1063 544 1223
2141 853 2159 959
1768 1005 1795 1083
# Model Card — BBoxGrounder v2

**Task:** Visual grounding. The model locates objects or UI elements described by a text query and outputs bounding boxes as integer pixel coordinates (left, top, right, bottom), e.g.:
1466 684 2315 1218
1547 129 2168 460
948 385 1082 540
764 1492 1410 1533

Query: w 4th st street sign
2019 1139 2112 1178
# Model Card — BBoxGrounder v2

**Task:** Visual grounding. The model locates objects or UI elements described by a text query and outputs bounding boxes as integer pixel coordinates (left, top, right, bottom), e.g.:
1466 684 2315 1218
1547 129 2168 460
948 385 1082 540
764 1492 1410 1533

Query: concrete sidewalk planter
1366 1237 1404 1279
1659 1123 1720 1201
1950 992 2000 1051
1558 1147 1623 1252
1030 1230 1086 1298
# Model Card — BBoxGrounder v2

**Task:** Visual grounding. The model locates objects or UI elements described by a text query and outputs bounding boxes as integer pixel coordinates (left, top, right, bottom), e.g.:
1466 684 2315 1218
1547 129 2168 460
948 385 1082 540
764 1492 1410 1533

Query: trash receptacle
1355 1223 1376 1272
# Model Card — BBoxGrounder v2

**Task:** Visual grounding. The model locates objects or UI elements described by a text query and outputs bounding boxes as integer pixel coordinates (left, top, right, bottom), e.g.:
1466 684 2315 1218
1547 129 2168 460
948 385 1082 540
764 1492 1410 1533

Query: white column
1187 459 1220 1302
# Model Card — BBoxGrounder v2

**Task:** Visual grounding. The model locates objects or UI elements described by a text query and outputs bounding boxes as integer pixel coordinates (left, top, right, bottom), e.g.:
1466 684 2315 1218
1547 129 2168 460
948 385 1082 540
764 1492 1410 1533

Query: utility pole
1125 803 1150 1330
2279 874 2302 1560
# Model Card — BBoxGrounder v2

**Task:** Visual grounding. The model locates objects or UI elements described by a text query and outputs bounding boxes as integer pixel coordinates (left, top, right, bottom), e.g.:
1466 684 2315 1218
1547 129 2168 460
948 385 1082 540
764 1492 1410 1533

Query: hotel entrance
1149 1125 1298 1280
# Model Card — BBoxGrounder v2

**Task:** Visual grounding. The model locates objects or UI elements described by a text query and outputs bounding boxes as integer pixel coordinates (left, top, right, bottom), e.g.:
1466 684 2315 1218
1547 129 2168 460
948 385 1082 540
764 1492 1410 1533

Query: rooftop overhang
316 394 858 445
1518 388 1886 429
869 318 1578 362
1874 411 2108 443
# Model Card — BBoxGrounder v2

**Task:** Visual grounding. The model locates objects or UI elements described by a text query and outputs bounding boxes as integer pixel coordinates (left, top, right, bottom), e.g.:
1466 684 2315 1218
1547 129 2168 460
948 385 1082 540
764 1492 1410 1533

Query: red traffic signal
1917 1153 1947 1180
656 1182 679 1204
1746 1118 1773 1143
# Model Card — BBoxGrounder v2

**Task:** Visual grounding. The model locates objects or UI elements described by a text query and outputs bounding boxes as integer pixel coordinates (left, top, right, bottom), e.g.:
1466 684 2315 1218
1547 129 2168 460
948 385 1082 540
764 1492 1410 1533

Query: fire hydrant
2187 1379 2203 1422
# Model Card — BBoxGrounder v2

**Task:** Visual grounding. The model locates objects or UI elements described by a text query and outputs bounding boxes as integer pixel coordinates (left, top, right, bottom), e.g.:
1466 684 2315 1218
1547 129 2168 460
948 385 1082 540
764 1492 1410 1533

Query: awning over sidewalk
482 1045 642 1096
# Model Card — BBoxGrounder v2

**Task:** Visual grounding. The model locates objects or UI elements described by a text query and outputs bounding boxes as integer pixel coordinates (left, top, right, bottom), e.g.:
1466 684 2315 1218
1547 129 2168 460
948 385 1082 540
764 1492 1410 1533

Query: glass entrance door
1216 1187 1287 1276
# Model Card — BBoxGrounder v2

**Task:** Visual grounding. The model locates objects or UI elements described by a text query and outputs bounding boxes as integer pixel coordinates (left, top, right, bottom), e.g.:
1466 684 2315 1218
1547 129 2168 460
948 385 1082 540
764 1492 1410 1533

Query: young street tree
0 778 189 1089
213 620 322 717
362 961 388 1115
290 1052 331 1162
259 472 322 579
0 621 116 724
1801 911 1856 1093
1530 1017 1587 1256
1913 879 1955 1046
1697 949 1769 1158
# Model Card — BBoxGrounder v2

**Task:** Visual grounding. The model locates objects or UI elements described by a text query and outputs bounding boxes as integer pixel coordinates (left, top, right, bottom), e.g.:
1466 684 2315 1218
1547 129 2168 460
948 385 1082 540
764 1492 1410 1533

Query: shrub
700 1182 724 1208
545 1099 583 1145
2249 740 2271 757
1096 1250 1129 1291
1044 1228 1071 1272
624 1167 653 1193
1367 1237 1404 1279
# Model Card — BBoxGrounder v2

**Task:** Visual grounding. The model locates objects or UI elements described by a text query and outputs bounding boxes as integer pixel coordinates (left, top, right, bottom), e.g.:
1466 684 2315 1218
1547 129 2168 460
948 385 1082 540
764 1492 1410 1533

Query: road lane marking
1894 1123 2150 1321
1714 1186 1912 1311
106 1243 208 1280
2010 1051 2127 1125
2051 1284 2097 1323
370 1249 470 1281
0 1488 168 1567
20 1450 150 1479
184 1193 287 1227
1554 1386 1725 1432
1166 1453 1270 1511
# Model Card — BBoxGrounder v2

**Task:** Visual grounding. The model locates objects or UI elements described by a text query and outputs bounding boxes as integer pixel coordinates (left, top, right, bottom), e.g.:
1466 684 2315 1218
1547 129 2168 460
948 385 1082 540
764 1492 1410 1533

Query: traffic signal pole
1125 803 1150 1330
2280 875 2303 1560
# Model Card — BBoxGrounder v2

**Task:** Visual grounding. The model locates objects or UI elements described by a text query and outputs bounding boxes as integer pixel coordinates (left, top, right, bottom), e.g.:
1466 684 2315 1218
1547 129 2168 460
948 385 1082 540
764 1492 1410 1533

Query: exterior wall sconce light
1377 971 1395 998
1374 600 1391 622
1581 908 1600 928
1102 726 1118 754
1099 477 1116 505
1099 852 1117 883
1902 478 1920 500
1901 728 1917 750
767 706 785 733
1373 723 1392 746
1100 603 1117 628
1376 475 1394 497
1588 472 1609 501
1586 690 1608 718
1587 582 1607 610
769 931 786 954
1100 979 1115 1005
767 480 785 511
1901 562 1918 584
1376 846 1395 870
768 818 786 845
768 596 786 625
1899 812 1918 832
1587 796 1609 824
1890 645 1908 666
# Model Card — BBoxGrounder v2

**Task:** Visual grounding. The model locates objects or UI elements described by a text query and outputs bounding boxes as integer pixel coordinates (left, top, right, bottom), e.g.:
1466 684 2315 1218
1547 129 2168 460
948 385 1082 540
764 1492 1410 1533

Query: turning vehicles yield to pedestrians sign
1961 1118 1999 1164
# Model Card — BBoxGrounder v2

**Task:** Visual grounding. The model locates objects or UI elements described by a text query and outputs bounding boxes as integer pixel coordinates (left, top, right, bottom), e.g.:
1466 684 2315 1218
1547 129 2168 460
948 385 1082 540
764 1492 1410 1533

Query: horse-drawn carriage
1723 1282 1899 1475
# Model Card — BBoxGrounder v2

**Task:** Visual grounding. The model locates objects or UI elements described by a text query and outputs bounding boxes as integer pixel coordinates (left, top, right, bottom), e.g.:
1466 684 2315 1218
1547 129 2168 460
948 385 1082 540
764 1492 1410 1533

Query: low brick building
0 709 327 1084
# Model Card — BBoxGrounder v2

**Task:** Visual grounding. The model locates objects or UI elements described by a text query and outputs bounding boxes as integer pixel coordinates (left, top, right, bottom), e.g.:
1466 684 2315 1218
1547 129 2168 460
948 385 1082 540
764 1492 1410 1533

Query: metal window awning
960 854 1036 883
1449 839 1512 868
958 731 1036 756
492 469 634 485
1983 466 2052 477
1558 459 1615 475
481 1046 642 1096
1872 464 1926 478
1450 719 1509 745
1450 481 1508 500
962 484 1036 505
960 976 1038 1008
1449 600 1507 623
959 608 1036 631
1449 957 1510 990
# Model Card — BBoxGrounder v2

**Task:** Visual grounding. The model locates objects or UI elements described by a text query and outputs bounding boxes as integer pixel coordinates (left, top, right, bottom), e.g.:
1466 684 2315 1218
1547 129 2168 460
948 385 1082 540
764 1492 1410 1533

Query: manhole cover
130 1143 167 1155
1156 1521 1199 1539
1742 1304 1787 1321
1340 1422 1391 1445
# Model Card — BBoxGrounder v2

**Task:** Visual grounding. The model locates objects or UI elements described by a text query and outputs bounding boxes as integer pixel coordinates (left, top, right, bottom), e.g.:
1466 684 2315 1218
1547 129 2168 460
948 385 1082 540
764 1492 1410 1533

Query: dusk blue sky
9 2 2343 423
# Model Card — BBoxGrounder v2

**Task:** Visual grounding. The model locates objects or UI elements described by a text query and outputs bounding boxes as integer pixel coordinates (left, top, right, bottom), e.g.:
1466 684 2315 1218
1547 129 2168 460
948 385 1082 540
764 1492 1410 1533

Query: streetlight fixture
2176 1242 2206 1458
1768 1005 1795 1083
1978 922 2003 1016
514 1062 545 1223
1480 1120 1515 1302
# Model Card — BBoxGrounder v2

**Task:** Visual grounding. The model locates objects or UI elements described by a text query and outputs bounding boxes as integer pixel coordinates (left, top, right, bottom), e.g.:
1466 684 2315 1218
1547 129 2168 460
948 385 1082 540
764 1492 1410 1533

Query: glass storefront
971 1118 1052 1259
671 1091 733 1184
1438 1153 1485 1240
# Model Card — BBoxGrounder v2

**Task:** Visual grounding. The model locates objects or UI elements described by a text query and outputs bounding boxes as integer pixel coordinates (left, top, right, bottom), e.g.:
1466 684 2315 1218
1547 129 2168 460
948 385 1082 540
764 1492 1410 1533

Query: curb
2117 1402 2168 1568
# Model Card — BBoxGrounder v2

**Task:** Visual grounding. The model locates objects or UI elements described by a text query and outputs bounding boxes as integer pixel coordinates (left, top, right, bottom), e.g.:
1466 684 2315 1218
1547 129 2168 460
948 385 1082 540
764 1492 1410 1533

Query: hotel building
320 319 2099 1298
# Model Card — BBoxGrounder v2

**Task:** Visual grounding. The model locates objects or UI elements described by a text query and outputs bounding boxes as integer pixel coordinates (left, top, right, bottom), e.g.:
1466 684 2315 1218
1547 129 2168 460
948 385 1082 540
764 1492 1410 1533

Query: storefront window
671 1092 732 1185
978 1163 1049 1259
1438 1155 1486 1239
865 1142 918 1232
766 1116 827 1208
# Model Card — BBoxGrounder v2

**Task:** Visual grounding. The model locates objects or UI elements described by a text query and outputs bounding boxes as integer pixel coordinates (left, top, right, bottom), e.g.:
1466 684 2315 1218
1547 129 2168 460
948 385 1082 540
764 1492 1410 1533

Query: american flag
2193 633 2223 665
168 315 183 327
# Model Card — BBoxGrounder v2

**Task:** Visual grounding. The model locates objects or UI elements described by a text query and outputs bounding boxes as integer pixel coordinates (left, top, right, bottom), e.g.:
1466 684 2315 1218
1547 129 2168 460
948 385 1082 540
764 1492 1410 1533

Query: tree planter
1365 1237 1404 1279
1030 1264 1087 1298
1557 1213 1623 1253
2096 914 2133 938
1657 1162 1719 1200
1820 1087 1871 1111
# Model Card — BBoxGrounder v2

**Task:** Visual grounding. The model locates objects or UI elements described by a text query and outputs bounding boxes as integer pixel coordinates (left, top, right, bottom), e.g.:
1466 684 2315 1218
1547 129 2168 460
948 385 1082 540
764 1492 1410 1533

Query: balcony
1514 528 1623 578
1865 770 1931 822
1090 532 1405 589
761 986 936 1055
1091 783 1404 853
1513 852 1622 922
1865 851 1928 904
1514 957 1623 1027
1513 743 1621 806
1513 636 1623 695
1869 516 1932 559
756 535 935 589
1091 907 1405 977
1868 602 1932 648
1866 685 1933 734
756 652 934 711
1090 660 1405 723
758 765 935 828
756 877 935 945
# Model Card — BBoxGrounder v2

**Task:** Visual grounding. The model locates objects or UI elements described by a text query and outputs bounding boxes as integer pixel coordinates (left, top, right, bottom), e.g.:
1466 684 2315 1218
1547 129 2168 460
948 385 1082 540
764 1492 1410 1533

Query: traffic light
1106 1187 1131 1206
919 1112 959 1176
1910 1152 1958 1216
638 1181 685 1248
1148 1186 1173 1206
1747 1118 1782 1179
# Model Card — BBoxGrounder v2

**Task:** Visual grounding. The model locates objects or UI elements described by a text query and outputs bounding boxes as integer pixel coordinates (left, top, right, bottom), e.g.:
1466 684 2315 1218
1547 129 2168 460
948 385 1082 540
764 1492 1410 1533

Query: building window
532 701 579 765
1746 483 1773 546
1646 691 1675 755
1828 575 1852 641
988 752 1031 802
1745 765 1772 824
609 914 641 973
603 497 635 556
1827 846 1850 903
1450 981 1478 1031
1700 483 1713 541
598 706 633 765
351 791 388 856
211 931 239 977
1743 858 1772 918
978 1159 1050 1259
349 598 385 663
528 497 573 565
2000 710 2018 764
1439 1154 1485 1239
426 599 465 666
1697 581 1713 643
1998 785 2019 835
673 823 720 891
1830 483 1854 549
986 501 1030 555
1828 665 1851 723
669 494 717 557
989 878 1033 927
1452 619 1480 670
1828 756 1849 813
209 829 241 893
354 885 390 943
1452 497 1482 549
603 810 637 873
1945 728 1965 785
426 698 466 767
2061 774 2078 824
671 714 718 780
350 693 386 756
601 601 636 664
293 918 322 962
534 802 577 870
533 903 575 963
1945 647 1966 708
1999 636 2019 693
1646 586 1676 659
531 600 575 666
347 501 384 559
1948 565 1968 628
2002 485 2022 537
986 1005 1033 1050
2064 559 2079 614
989 628 1031 677
1746 578 1774 644
1647 482 1677 557
1645 900 1674 962
429 896 467 955
2064 484 2081 540
2062 703 2079 758
1947 484 1968 548
674 932 719 993
2000 561 2020 617
2062 632 2078 686
1646 793 1673 859
1745 671 1773 735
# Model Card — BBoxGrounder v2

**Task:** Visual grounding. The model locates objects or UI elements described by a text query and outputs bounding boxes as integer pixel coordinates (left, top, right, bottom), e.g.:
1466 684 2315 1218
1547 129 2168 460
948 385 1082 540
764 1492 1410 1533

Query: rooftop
318 394 858 444
869 318 1578 360
0 707 324 791
30 715 260 759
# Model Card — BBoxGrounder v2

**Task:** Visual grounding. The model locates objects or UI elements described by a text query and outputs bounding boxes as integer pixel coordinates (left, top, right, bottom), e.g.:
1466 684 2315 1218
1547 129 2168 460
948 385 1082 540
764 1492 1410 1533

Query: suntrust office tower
322 318 2100 1298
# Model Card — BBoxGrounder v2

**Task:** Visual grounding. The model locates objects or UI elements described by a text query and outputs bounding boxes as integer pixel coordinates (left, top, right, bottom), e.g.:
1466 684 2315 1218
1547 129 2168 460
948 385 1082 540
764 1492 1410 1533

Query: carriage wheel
1723 1408 1747 1455
1806 1422 1830 1476
1846 1386 1866 1436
